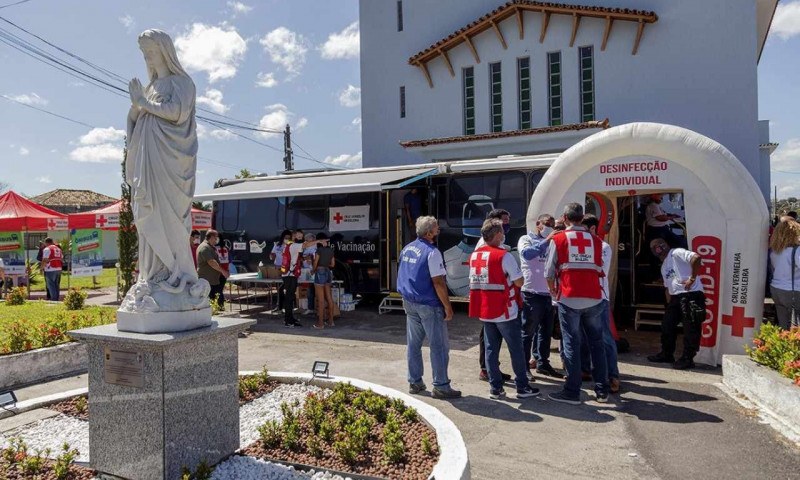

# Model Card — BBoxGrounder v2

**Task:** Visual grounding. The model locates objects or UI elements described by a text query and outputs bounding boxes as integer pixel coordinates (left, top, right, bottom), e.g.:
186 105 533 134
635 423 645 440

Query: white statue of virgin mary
118 29 211 333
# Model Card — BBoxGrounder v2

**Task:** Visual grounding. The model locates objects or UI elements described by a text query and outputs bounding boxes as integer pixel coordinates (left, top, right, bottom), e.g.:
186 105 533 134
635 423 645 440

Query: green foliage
282 417 302 451
118 140 137 298
318 417 335 443
235 168 254 179
63 287 87 310
5 286 26 306
53 442 79 480
306 434 324 458
75 396 88 415
402 406 418 423
303 392 326 434
421 432 435 456
209 294 223 315
382 413 404 464
238 366 272 400
257 420 282 448
747 323 800 386
0 303 116 355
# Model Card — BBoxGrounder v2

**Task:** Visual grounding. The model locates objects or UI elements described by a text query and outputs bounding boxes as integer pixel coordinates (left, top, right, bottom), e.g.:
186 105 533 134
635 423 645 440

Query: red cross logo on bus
333 212 344 224
721 306 755 337
96 215 108 228
470 253 489 274
569 232 592 254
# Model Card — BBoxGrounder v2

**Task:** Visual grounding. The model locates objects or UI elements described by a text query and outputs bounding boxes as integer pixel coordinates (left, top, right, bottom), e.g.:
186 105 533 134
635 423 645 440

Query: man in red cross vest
647 238 704 370
469 218 539 400
545 203 609 405
42 237 63 301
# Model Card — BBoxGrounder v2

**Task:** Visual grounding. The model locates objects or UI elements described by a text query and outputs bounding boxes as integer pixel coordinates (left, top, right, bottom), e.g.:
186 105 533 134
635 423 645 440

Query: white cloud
227 1 253 15
7 93 48 106
69 144 123 163
773 138 800 171
255 72 278 88
320 21 360 60
324 151 362 168
79 127 125 145
257 104 307 138
175 23 247 83
50 149 58 153
18 146 29 156
351 116 362 131
210 129 237 140
36 176 52 184
338 85 361 107
118 14 135 32
70 127 125 163
196 88 229 114
773 2 800 40
259 27 308 78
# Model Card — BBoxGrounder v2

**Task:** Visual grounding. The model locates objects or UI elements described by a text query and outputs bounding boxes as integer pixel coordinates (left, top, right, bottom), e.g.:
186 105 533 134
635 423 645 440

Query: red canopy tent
0 190 68 231
68 200 213 230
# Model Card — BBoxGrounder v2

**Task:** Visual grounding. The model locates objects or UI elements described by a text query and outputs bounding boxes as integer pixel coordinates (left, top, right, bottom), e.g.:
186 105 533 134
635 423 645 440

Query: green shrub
382 413 404 463
282 418 302 451
63 288 87 310
5 286 26 306
53 442 79 480
747 323 800 386
402 406 418 423
209 295 223 316
421 432 435 456
318 418 335 443
257 420 282 448
306 434 323 458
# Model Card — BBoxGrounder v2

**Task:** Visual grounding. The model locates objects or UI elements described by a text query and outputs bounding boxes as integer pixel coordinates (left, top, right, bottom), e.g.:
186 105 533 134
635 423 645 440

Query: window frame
517 56 531 130
445 171 528 228
579 45 595 122
285 195 329 230
547 51 562 127
489 61 503 133
462 66 475 135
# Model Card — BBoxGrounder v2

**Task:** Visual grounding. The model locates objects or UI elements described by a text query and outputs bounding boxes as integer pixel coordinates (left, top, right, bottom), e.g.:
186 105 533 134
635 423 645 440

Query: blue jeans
45 270 61 301
483 317 529 391
601 300 619 380
405 300 451 388
558 301 608 398
521 292 554 368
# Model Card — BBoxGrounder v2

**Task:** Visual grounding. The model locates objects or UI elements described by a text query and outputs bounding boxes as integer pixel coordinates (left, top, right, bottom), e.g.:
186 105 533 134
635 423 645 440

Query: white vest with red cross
468 245 521 320
45 244 63 271
552 229 604 299
216 246 230 273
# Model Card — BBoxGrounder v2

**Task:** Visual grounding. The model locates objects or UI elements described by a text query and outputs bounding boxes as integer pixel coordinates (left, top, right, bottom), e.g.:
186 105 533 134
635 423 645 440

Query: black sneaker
489 388 506 399
548 390 581 405
647 352 675 363
596 391 609 403
536 364 565 379
673 357 696 370
516 386 541 399
432 386 462 399
501 372 512 382
408 382 427 394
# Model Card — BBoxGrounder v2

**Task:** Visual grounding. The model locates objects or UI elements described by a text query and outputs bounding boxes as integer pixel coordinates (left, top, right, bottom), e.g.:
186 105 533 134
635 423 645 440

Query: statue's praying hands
129 77 145 109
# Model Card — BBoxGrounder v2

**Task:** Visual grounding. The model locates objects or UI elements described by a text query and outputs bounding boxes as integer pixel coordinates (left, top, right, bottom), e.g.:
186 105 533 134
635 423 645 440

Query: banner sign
46 218 69 231
0 231 25 275
329 205 370 232
192 210 212 229
71 229 103 277
95 213 119 229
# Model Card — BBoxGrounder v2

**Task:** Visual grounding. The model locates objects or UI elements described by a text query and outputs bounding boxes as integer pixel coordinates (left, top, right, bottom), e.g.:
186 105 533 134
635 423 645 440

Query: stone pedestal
69 317 254 480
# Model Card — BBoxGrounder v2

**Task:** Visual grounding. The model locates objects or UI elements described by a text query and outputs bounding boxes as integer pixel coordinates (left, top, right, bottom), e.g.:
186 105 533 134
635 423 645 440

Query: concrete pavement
11 307 800 479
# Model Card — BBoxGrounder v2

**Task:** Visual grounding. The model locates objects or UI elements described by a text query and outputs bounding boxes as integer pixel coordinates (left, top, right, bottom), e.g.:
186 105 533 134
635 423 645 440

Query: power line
772 170 800 175
1 94 95 128
0 0 34 9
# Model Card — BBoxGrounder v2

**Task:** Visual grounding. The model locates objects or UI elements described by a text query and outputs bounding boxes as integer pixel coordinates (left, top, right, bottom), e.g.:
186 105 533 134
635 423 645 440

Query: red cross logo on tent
569 232 593 254
721 306 755 337
470 252 489 274
47 219 57 229
333 212 344 224
96 215 108 228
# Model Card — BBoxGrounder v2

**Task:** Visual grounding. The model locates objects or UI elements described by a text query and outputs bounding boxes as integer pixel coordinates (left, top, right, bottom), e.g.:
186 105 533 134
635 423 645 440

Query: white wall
360 0 767 200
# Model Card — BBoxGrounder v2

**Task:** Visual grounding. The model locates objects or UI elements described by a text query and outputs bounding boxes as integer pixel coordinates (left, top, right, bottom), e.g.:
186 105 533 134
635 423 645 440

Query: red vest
281 243 302 277
216 246 230 273
45 245 63 270
552 229 603 299
468 245 521 320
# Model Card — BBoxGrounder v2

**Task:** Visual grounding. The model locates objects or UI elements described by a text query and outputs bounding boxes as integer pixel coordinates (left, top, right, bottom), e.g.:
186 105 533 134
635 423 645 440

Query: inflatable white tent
527 123 768 366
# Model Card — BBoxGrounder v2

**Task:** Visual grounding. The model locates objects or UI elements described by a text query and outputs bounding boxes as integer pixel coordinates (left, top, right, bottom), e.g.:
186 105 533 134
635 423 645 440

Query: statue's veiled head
138 29 190 82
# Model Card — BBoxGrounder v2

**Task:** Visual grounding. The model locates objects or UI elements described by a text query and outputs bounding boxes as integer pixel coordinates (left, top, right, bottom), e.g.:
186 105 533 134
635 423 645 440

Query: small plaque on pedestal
104 347 144 388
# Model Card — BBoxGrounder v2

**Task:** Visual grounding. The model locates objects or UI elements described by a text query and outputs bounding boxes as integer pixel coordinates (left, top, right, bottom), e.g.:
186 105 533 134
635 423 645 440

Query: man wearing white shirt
647 238 705 370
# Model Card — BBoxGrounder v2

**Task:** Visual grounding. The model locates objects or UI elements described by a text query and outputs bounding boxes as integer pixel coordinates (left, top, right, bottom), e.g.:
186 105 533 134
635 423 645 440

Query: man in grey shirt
196 229 229 307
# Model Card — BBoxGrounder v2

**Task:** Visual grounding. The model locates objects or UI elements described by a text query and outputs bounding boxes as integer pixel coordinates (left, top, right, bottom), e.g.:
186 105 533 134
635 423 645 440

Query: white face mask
540 226 554 237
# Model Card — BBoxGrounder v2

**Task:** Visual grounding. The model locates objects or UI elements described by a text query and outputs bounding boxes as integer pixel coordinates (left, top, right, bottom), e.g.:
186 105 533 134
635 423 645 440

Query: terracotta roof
408 0 658 68
30 189 118 214
400 119 610 149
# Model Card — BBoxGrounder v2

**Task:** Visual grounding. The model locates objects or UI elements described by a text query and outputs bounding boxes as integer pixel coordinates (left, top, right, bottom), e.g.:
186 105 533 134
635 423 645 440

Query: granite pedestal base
69 317 254 480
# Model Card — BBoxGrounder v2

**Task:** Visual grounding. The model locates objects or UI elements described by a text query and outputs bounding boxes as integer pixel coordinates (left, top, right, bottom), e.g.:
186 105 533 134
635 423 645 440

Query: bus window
530 169 545 195
447 172 527 227
287 195 328 230
220 200 239 232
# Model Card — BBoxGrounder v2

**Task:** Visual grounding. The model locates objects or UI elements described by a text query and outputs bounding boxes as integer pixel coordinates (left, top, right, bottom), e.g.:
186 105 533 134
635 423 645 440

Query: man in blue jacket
398 216 461 399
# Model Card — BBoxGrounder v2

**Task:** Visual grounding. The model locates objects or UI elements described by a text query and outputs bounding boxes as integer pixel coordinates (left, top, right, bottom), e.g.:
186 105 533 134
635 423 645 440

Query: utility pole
283 123 294 172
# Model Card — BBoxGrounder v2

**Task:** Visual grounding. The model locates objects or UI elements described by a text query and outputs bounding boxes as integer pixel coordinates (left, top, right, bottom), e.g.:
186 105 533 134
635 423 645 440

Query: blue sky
0 0 799 200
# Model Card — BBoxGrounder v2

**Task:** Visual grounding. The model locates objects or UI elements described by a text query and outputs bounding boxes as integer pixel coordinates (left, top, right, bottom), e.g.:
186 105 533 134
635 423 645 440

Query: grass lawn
28 267 117 292
0 301 116 355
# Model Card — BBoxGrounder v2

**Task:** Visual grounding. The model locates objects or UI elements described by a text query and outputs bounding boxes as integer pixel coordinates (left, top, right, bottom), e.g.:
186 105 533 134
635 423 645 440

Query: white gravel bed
211 455 351 480
0 413 90 462
239 382 327 448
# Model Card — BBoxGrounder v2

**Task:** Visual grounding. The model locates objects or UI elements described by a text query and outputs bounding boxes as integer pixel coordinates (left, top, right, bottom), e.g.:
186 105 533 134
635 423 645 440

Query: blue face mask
503 224 511 235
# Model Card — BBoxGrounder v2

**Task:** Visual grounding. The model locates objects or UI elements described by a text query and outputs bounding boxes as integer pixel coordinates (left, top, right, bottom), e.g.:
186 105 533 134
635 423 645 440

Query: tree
192 201 211 212
235 168 253 179
118 140 137 297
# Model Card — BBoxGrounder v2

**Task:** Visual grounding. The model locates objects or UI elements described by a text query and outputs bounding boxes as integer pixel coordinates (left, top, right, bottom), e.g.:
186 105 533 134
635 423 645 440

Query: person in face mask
269 230 293 314
475 208 514 382
190 230 201 269
196 229 229 307
517 214 564 380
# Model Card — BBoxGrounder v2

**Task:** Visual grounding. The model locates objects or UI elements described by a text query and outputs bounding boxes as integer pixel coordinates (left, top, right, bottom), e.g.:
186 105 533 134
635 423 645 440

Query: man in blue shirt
403 188 423 241
398 215 461 399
